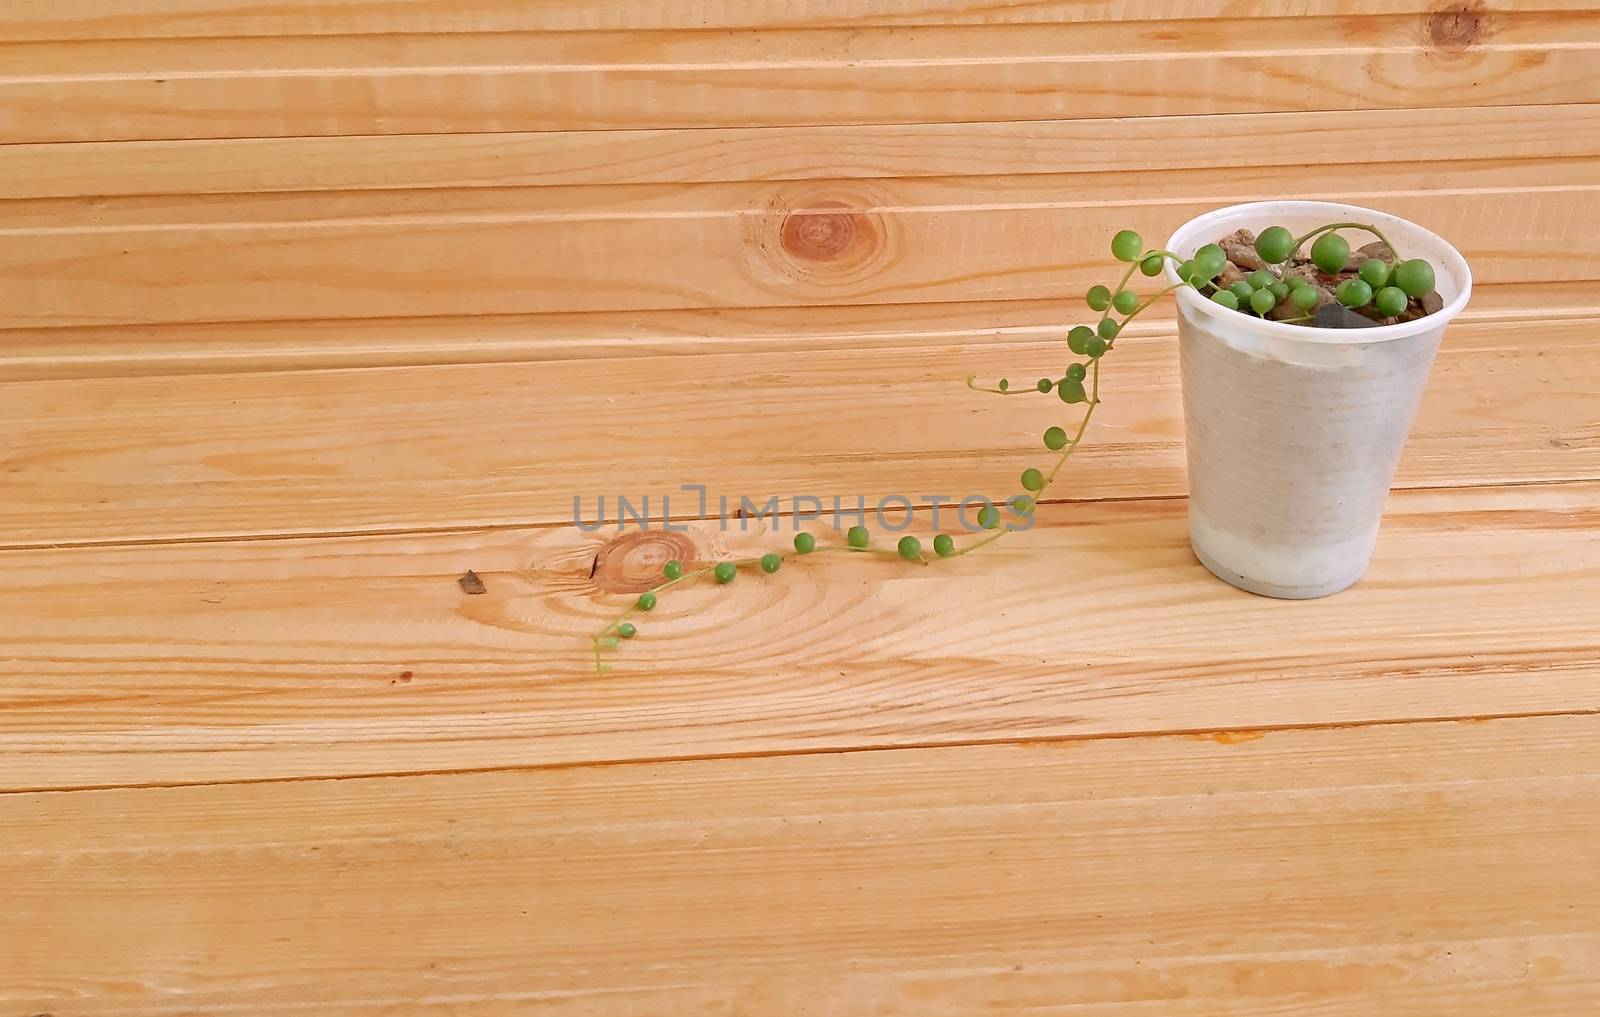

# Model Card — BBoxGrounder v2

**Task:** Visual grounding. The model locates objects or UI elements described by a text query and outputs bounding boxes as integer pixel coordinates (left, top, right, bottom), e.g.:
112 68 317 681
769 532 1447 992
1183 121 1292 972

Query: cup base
1191 540 1368 601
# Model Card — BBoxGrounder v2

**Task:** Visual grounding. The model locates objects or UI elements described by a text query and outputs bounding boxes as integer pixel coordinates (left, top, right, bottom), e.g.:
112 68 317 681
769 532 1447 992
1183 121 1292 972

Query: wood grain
5 715 1598 1014
4 15 1598 142
2 481 1597 790
3 165 1597 328
7 105 1600 198
4 0 1590 39
1 315 1595 547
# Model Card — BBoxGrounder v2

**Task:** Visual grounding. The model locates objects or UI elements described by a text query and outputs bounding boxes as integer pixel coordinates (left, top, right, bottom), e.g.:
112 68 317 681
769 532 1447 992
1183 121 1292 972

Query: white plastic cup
1163 201 1472 599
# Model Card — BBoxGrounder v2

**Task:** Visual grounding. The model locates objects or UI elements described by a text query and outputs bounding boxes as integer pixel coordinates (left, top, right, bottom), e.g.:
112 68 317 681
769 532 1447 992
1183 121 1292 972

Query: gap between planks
4 106 1599 198
4 476 1599 556
5 708 1598 799
6 0 1594 41
1 280 1596 383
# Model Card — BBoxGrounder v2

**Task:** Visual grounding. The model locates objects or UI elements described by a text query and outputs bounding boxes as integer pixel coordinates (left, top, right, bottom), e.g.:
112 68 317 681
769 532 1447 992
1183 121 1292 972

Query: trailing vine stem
591 543 926 673
589 221 1441 671
589 242 1181 672
590 355 1109 669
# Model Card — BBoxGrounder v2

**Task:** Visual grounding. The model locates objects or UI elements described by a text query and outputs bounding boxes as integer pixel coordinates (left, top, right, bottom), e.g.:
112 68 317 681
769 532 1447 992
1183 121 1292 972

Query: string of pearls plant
591 223 1439 671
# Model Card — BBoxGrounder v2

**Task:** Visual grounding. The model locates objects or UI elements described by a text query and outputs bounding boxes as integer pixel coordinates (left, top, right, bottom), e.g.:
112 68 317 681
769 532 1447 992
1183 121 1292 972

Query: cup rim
1162 200 1473 345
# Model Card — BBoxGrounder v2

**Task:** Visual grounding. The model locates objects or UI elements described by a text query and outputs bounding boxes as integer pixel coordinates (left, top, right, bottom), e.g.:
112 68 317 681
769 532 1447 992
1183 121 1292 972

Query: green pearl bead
663 560 683 580
714 561 737 584
637 592 657 611
897 536 922 560
1012 495 1035 514
998 378 1009 392
1193 244 1227 278
977 505 1000 529
1086 285 1111 311
1112 289 1139 315
1097 318 1119 340
1358 257 1392 290
1086 336 1108 359
1249 288 1277 315
794 532 816 554
1336 277 1373 308
1374 285 1409 317
1211 290 1240 310
1253 225 1295 265
1139 254 1164 277
1021 467 1044 492
760 553 782 574
1311 232 1350 274
1067 325 1094 355
1292 285 1320 311
1229 280 1254 301
1057 379 1087 404
1065 363 1086 382
846 525 870 549
1247 270 1276 290
1043 426 1068 451
1036 378 1052 393
1111 229 1143 263
1394 258 1436 298
933 533 955 557
617 622 637 639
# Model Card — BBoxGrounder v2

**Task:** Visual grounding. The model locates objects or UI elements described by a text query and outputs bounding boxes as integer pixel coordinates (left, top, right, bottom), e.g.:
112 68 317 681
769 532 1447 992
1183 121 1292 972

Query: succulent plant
591 223 1439 670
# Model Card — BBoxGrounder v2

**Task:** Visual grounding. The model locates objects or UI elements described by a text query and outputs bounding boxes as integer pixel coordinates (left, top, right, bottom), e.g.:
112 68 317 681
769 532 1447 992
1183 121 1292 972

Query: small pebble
1220 229 1268 271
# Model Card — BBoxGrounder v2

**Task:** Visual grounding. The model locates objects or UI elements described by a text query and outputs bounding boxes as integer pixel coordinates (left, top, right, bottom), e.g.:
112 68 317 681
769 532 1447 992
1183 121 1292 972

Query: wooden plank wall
7 6 1600 1013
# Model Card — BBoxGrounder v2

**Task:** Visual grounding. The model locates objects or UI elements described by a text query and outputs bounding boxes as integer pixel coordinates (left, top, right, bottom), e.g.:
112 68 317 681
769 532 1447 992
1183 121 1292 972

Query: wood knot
591 531 698 593
781 203 860 261
1425 1 1490 51
780 201 877 264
